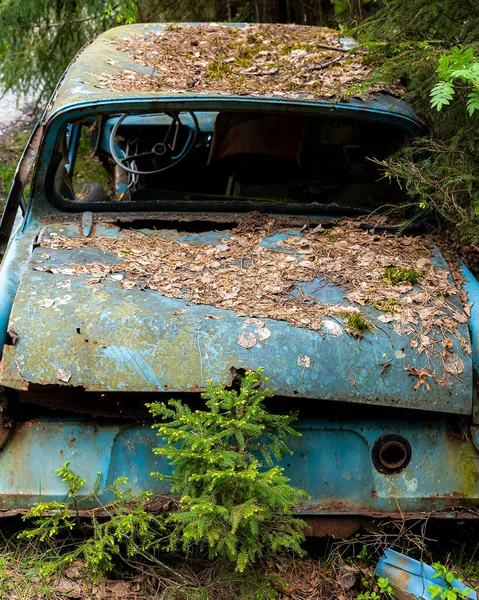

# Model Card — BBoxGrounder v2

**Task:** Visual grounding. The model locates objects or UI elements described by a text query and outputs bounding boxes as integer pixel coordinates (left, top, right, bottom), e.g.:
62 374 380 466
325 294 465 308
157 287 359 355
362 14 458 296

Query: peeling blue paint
1 232 472 415
0 417 477 514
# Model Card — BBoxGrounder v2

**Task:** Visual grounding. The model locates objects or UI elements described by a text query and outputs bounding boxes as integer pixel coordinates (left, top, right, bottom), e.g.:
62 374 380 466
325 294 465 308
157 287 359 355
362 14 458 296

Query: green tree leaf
430 81 455 111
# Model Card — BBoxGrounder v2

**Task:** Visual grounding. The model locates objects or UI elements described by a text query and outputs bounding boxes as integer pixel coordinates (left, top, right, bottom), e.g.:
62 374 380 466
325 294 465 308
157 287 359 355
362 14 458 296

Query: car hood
0 217 472 414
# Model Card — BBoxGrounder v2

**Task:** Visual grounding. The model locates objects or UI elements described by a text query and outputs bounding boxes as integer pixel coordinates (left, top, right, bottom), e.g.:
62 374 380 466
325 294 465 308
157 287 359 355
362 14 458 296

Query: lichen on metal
0 21 477 521
0 217 472 415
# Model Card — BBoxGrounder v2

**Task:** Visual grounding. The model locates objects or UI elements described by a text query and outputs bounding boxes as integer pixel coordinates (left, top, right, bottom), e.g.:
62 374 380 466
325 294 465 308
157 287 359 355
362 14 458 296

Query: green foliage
430 81 455 111
344 312 373 337
0 0 138 103
366 298 397 312
357 576 393 600
358 0 479 44
381 137 479 239
56 462 86 497
431 47 479 116
377 576 393 594
19 464 166 578
16 371 307 594
383 266 421 285
73 126 111 190
0 127 32 207
356 2 479 243
147 368 309 572
428 563 473 600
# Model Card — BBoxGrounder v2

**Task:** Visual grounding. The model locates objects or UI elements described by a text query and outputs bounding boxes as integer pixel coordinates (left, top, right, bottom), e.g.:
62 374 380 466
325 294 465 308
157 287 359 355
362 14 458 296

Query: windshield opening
49 109 410 214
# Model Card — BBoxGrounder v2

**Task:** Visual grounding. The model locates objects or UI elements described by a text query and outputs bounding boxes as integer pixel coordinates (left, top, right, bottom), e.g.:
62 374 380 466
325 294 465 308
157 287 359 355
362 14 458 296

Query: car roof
45 23 419 127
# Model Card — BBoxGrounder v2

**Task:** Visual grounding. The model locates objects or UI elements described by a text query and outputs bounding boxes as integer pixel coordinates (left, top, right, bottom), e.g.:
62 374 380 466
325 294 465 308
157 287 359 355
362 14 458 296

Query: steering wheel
109 111 199 175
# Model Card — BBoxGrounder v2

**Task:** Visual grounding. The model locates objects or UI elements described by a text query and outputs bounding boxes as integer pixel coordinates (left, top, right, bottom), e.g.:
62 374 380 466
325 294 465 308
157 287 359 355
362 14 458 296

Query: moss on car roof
106 23 389 99
47 23 405 114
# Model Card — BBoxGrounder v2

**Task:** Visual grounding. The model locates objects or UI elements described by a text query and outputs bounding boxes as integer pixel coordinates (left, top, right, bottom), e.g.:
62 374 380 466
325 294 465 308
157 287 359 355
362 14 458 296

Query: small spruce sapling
19 463 167 577
147 368 310 572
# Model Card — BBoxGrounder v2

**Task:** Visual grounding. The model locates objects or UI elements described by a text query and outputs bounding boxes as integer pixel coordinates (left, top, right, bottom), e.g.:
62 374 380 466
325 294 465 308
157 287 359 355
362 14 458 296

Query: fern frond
467 90 479 116
430 81 455 111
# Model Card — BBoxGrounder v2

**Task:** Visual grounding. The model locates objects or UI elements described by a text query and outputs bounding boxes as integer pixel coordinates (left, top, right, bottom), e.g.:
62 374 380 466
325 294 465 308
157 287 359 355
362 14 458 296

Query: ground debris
101 23 402 101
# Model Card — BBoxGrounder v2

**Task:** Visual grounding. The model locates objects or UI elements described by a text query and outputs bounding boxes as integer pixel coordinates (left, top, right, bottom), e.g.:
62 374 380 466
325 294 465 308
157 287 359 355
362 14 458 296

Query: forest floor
0 517 476 599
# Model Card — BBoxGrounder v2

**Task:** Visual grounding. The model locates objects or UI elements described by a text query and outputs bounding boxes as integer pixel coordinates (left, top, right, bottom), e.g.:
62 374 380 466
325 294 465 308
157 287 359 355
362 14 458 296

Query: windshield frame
32 96 424 215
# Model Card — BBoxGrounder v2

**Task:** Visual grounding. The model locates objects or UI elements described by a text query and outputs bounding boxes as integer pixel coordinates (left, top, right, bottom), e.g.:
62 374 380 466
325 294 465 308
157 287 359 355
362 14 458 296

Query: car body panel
0 223 473 416
0 23 477 522
0 416 477 516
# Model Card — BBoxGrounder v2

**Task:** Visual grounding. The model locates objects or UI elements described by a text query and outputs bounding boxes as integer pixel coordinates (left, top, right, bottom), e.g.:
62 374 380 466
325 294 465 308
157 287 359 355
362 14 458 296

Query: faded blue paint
0 21 476 519
102 346 163 388
461 263 479 449
259 230 303 251
42 23 421 133
288 277 347 304
27 93 424 219
285 418 479 512
0 420 169 510
461 263 479 371
0 417 477 514
0 230 36 351
376 549 477 600
0 226 472 416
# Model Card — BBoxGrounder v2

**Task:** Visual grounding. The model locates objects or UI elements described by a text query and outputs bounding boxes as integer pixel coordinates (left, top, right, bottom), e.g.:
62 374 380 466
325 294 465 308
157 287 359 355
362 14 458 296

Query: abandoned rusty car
0 23 478 532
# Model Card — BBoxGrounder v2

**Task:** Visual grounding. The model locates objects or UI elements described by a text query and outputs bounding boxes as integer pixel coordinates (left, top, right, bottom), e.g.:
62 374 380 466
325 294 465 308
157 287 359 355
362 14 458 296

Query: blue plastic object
376 549 477 600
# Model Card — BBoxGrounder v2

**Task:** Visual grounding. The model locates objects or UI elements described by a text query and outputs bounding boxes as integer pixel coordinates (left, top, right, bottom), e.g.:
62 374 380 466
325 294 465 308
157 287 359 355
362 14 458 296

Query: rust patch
303 516 360 538
0 347 29 390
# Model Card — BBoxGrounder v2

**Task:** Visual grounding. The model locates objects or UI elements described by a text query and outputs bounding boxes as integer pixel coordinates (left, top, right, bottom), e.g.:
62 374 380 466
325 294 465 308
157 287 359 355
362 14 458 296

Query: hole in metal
372 435 411 474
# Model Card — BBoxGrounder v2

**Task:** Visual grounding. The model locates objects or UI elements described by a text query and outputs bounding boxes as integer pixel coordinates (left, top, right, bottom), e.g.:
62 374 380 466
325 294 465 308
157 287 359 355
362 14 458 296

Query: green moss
461 455 479 498
343 312 374 337
279 42 314 55
323 230 339 242
206 61 233 79
383 266 422 285
236 57 253 68
0 128 32 206
234 43 271 62
366 298 397 312
73 127 111 189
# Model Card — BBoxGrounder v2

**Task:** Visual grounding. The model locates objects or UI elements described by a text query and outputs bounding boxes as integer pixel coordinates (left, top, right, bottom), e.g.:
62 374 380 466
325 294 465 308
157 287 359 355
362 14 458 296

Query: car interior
50 110 409 211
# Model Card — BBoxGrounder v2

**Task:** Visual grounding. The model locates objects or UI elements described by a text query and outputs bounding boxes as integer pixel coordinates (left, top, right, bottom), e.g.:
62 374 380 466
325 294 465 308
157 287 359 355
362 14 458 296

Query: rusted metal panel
42 22 420 135
0 232 37 352
286 418 479 513
303 516 361 538
0 124 43 260
0 417 477 514
0 420 167 510
0 225 472 414
461 265 479 433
